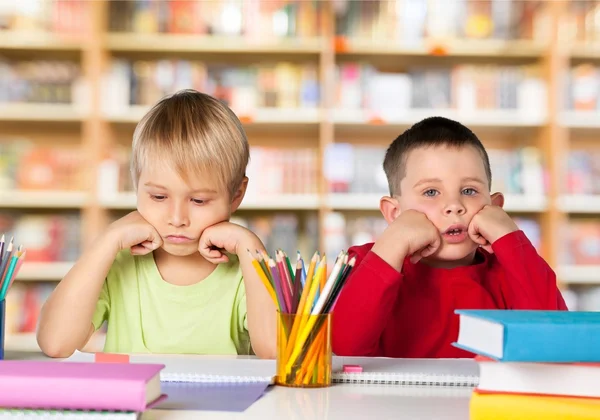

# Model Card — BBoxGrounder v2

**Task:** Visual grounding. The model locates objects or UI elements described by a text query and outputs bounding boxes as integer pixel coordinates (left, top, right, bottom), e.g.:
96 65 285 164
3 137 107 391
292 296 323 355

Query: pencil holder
275 311 332 388
0 298 5 360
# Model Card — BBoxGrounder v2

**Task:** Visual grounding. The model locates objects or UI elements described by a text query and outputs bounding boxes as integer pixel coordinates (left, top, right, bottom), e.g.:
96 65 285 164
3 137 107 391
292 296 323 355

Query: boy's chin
160 243 199 257
431 243 479 265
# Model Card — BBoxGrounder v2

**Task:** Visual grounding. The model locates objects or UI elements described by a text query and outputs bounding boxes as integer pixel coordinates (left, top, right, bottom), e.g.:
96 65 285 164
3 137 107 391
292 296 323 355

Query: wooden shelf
503 195 548 213
105 106 321 125
336 38 547 58
0 32 83 51
561 111 600 129
107 33 324 54
0 103 86 122
557 265 600 285
0 190 88 209
241 194 320 210
15 262 73 281
570 43 600 60
556 195 600 214
326 193 381 210
100 192 320 211
333 109 547 129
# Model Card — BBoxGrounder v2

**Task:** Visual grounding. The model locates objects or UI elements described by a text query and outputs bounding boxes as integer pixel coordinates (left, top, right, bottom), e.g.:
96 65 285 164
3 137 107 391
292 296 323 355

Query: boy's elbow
36 332 75 359
252 343 277 360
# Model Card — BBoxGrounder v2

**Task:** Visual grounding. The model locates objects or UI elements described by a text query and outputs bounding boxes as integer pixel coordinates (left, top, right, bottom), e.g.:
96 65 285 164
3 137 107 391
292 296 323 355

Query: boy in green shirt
37 90 277 358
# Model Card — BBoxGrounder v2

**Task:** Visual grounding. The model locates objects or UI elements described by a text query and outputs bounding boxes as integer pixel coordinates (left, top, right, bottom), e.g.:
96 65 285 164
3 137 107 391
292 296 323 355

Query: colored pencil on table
248 250 278 307
8 249 26 290
269 258 287 313
0 237 14 285
276 251 293 312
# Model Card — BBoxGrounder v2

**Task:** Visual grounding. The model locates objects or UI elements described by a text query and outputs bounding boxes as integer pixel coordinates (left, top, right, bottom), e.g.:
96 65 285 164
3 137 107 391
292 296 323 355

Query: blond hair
131 89 249 196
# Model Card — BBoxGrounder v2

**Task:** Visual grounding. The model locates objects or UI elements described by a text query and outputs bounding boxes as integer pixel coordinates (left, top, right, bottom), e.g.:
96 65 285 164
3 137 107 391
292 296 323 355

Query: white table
5 351 473 420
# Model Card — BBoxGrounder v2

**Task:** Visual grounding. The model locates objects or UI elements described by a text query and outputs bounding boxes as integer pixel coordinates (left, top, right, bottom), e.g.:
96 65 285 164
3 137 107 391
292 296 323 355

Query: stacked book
454 310 600 419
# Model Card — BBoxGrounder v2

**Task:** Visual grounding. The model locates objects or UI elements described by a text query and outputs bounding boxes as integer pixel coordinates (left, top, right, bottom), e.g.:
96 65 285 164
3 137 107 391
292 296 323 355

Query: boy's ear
491 192 504 208
380 196 401 224
230 176 248 212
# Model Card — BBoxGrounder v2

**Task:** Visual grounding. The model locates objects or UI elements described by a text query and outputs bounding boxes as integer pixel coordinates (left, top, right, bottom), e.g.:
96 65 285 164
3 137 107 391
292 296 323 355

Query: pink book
0 361 166 412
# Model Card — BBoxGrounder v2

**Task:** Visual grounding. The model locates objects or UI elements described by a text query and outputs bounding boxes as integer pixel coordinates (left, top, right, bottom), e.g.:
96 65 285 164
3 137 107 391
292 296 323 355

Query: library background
0 0 599 352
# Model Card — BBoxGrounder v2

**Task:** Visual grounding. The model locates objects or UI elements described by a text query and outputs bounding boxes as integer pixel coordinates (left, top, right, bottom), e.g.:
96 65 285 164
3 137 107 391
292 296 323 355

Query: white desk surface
5 351 473 420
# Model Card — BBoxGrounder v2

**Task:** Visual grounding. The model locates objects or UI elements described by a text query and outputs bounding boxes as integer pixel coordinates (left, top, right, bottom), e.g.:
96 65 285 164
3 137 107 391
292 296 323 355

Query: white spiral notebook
0 410 138 420
65 351 480 388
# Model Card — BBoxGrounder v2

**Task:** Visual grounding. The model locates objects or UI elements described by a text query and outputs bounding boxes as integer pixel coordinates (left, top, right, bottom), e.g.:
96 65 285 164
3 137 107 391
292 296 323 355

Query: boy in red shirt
331 116 567 359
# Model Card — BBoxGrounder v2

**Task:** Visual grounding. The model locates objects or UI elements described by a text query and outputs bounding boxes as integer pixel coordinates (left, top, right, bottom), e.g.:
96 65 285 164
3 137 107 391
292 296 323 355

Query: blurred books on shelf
108 0 322 39
0 139 84 192
0 0 88 36
0 212 80 264
98 145 320 205
566 150 600 196
334 0 548 43
0 59 84 105
324 144 388 194
102 59 320 118
334 63 546 122
231 213 318 261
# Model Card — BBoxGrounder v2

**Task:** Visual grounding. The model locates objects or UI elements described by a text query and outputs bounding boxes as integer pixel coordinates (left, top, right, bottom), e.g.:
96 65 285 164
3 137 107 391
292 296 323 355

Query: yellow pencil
285 257 327 375
248 250 277 305
284 251 319 359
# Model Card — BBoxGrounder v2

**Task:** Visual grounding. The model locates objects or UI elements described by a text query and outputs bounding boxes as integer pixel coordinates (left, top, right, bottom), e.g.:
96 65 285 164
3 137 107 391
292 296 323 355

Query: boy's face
136 161 245 257
396 144 500 264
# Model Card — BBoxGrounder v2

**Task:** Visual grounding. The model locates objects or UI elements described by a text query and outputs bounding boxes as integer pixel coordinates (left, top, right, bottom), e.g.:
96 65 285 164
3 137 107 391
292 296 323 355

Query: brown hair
383 116 492 195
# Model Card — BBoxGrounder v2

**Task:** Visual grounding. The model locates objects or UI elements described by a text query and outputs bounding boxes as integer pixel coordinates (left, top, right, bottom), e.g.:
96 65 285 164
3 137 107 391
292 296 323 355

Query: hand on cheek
468 204 519 254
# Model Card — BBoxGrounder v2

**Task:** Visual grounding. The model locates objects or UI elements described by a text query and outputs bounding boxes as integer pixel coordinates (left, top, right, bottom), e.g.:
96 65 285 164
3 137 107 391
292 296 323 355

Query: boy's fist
199 221 262 264
468 205 518 253
107 211 163 255
372 209 442 271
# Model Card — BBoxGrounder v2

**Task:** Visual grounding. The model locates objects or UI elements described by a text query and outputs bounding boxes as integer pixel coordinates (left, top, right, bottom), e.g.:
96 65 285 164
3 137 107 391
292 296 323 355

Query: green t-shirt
91 250 251 355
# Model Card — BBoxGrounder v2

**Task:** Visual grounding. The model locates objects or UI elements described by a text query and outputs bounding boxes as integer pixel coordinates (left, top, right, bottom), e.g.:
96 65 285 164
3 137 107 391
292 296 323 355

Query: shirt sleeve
331 244 404 356
92 280 110 330
492 230 568 310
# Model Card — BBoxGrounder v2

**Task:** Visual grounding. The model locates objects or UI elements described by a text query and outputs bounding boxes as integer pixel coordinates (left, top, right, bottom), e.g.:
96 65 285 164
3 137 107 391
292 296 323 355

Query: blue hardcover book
453 310 600 363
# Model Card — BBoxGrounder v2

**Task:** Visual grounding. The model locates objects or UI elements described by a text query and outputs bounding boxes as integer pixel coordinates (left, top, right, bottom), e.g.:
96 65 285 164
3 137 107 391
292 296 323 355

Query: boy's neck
153 248 217 286
420 250 479 269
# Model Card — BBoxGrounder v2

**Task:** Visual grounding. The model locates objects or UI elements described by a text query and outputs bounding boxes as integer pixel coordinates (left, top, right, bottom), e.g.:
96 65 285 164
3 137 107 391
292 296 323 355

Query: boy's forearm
237 243 277 359
37 232 119 357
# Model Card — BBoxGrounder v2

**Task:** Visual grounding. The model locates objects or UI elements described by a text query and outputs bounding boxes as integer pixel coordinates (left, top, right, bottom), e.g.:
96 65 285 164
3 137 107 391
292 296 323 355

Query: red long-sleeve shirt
331 230 567 358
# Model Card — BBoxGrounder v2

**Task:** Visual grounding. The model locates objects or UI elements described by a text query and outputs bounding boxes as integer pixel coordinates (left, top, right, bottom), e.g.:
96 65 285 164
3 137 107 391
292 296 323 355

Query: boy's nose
444 202 466 215
168 203 190 227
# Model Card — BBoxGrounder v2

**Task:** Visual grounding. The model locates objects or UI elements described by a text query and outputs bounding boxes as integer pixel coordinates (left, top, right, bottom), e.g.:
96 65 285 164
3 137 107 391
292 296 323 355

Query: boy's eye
191 199 205 205
462 188 477 196
151 194 166 201
423 189 439 197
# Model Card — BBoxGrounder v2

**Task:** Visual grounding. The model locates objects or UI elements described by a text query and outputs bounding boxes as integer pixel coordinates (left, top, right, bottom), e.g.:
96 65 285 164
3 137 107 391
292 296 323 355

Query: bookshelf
3 0 600 350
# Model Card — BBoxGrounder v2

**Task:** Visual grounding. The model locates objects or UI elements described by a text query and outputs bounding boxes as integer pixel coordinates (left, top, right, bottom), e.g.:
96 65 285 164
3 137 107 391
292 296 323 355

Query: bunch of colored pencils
0 235 26 301
250 249 356 385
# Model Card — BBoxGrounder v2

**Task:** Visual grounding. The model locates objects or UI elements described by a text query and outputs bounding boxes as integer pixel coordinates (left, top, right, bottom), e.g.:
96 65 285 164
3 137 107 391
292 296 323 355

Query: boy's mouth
442 224 468 243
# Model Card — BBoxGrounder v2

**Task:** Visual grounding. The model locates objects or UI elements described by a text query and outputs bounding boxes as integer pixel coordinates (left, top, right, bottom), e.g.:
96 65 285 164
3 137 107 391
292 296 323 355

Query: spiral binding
0 410 138 419
160 372 273 383
332 372 480 388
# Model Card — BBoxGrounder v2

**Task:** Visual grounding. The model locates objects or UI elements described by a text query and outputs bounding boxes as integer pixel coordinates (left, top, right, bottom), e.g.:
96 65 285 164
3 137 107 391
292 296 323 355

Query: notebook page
64 351 276 383
332 357 480 387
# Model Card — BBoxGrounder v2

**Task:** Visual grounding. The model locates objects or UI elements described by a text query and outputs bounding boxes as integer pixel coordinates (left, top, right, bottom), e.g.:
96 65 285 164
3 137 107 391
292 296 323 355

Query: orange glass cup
275 311 332 388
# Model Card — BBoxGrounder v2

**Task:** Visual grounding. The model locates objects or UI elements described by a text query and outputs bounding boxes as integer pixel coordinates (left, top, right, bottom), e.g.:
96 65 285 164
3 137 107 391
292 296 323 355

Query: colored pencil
250 248 356 385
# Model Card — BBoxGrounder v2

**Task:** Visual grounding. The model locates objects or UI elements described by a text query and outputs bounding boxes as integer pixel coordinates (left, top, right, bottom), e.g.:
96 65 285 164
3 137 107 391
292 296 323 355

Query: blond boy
37 90 276 358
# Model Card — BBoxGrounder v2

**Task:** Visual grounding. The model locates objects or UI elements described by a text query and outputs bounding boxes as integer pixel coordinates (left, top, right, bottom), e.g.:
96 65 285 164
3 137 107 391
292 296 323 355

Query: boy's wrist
100 228 125 256
371 237 407 272
235 229 264 256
